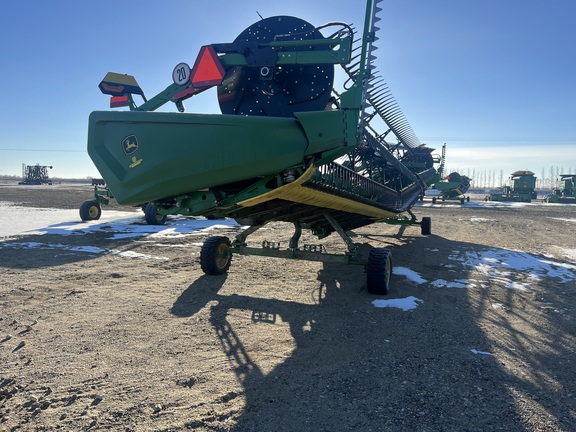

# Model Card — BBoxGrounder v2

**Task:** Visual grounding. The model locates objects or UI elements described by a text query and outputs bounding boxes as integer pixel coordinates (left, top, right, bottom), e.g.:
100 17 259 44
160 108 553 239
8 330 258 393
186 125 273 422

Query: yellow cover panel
238 165 396 219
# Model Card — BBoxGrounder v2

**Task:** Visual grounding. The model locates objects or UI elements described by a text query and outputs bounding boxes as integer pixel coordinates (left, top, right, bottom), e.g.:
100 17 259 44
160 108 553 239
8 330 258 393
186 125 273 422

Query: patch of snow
470 349 493 356
449 248 576 285
372 296 423 311
429 279 470 289
0 240 169 260
111 250 169 260
0 204 81 238
504 281 529 291
1 241 106 254
463 201 530 209
470 217 495 222
393 267 427 284
548 217 576 223
558 248 576 261
0 203 240 241
0 204 244 263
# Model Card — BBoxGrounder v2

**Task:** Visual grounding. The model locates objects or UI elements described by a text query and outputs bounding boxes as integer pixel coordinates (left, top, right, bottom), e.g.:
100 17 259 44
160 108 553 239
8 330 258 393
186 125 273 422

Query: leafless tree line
444 166 576 190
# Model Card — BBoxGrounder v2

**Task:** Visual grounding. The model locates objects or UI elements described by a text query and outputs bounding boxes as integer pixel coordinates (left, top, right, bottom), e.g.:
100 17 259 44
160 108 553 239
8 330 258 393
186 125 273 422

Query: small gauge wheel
200 236 232 275
366 248 392 295
144 203 167 225
79 200 102 221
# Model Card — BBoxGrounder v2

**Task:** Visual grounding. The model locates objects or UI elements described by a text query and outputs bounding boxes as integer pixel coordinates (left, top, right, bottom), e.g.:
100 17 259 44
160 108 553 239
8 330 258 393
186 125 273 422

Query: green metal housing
88 110 349 206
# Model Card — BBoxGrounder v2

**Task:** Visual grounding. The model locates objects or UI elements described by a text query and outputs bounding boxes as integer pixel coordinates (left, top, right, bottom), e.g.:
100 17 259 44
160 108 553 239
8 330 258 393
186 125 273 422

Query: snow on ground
469 217 496 222
387 247 576 293
0 202 240 262
0 203 80 238
452 248 576 285
429 279 472 289
372 296 423 311
392 266 427 284
379 240 576 312
470 349 493 356
559 248 576 261
0 202 239 241
416 200 568 209
396 248 575 294
548 217 576 223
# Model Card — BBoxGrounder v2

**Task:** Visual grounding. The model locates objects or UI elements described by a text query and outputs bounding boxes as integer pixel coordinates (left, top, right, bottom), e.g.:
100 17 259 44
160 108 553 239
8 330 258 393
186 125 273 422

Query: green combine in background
485 170 537 203
545 174 576 203
80 0 439 294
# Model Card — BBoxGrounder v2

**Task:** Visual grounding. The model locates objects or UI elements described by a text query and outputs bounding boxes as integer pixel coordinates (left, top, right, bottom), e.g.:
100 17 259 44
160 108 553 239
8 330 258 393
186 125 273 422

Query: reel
217 16 335 117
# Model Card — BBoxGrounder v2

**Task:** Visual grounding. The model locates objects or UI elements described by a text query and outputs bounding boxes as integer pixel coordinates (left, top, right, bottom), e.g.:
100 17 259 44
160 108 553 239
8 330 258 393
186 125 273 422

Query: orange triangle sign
191 45 226 88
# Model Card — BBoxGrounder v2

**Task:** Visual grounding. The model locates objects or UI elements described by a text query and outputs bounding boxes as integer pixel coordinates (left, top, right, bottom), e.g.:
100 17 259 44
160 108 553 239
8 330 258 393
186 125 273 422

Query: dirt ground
1 183 575 431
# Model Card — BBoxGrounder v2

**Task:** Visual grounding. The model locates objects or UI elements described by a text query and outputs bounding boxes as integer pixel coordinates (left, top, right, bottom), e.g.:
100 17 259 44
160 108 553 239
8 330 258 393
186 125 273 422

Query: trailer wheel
432 197 437 204
366 248 392 295
79 200 102 221
421 217 432 235
144 203 167 225
200 236 232 275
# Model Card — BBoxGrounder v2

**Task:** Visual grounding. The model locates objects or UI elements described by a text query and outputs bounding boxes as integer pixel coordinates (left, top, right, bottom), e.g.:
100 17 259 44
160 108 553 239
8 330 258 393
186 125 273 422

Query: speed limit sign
172 62 191 86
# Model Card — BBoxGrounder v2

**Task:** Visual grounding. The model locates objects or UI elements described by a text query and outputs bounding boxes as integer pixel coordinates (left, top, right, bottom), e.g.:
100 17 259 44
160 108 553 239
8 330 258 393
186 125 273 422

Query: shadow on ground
171 231 576 431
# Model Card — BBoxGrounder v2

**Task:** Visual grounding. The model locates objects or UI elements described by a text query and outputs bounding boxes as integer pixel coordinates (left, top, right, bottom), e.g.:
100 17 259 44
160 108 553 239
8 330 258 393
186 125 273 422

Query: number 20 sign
172 62 191 86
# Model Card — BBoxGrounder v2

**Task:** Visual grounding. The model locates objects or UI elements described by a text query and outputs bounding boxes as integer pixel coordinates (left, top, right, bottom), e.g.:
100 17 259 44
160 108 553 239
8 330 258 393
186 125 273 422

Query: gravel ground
1 183 575 431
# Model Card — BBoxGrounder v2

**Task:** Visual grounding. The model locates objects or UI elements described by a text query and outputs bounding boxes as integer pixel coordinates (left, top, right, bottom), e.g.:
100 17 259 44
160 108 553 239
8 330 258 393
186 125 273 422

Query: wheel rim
88 205 99 218
385 254 392 286
215 243 230 270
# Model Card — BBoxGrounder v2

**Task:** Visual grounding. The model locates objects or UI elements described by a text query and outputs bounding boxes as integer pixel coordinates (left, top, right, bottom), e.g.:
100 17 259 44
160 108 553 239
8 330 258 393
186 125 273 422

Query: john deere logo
122 135 139 155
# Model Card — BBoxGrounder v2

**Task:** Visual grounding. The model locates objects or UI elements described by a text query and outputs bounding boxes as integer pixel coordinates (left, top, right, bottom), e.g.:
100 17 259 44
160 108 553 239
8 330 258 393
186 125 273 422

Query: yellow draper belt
238 165 397 220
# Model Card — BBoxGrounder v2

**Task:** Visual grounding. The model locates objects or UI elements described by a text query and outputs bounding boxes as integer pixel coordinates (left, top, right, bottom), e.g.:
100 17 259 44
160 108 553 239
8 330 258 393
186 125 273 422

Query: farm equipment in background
544 174 576 203
80 180 168 225
19 164 53 185
425 144 471 204
81 0 439 294
485 170 537 202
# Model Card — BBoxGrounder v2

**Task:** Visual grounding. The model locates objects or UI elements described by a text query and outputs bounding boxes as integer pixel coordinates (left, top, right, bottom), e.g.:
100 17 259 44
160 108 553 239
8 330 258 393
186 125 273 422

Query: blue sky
1 0 574 180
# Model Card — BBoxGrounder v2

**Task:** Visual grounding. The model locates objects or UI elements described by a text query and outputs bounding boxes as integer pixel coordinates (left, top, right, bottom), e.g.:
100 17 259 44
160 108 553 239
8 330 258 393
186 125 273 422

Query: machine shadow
170 231 576 431
171 274 228 318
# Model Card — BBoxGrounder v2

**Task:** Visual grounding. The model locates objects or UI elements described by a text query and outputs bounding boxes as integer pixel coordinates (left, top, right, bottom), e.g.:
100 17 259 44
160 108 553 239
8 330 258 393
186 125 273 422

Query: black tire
144 203 167 225
466 196 470 202
79 200 102 221
432 197 437 204
421 217 432 235
200 236 232 275
366 248 392 295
